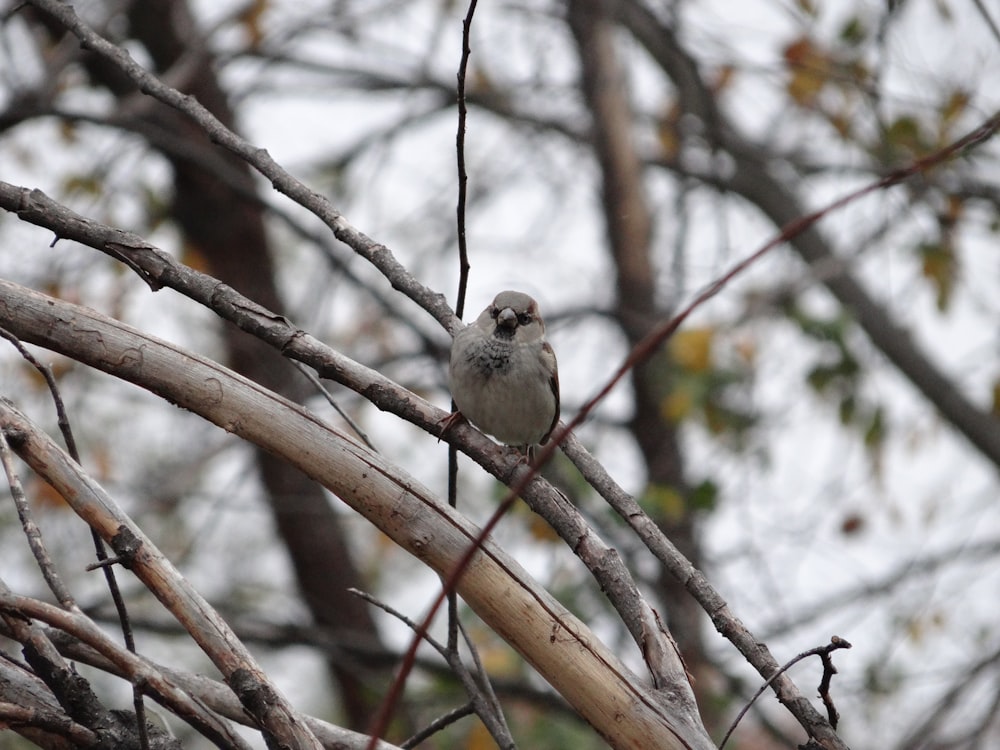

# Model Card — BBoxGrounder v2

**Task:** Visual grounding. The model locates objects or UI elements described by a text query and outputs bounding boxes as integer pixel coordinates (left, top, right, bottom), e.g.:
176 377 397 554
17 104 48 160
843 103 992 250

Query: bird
447 291 560 455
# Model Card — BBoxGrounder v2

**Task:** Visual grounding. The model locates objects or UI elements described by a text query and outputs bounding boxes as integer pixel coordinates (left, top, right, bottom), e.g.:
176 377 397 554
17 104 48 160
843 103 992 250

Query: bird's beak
497 307 518 329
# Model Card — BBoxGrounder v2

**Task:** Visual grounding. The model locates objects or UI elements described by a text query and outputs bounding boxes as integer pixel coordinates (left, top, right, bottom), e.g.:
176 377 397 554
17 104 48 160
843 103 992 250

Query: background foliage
2 0 1000 748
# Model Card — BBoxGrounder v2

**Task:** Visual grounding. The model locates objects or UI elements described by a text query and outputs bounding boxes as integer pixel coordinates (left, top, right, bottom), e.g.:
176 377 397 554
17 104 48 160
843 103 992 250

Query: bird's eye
517 313 532 326
489 306 499 319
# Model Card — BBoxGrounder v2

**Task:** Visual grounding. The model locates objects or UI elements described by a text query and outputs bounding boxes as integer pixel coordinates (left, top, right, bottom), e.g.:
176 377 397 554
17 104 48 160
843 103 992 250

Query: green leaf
886 115 924 152
690 479 719 512
640 483 686 521
864 406 885 450
839 16 868 46
918 241 957 311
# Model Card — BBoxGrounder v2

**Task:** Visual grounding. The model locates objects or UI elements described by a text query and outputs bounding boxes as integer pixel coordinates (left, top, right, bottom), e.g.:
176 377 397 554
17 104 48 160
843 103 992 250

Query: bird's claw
438 410 466 442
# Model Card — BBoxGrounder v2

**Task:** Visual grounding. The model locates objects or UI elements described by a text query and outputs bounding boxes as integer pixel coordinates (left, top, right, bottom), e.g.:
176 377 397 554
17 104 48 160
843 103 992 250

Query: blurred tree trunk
128 0 385 728
567 0 718 726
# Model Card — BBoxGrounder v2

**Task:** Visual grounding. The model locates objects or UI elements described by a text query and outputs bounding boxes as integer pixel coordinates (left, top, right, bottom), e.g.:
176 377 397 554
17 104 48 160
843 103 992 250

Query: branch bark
567 0 717 728
0 175 865 748
0 279 714 750
0 585 248 750
0 616 397 750
0 180 698 707
22 0 455 333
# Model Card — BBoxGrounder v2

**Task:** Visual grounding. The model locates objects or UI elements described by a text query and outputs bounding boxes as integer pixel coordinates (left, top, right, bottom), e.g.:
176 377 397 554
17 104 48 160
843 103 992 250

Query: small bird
448 291 560 454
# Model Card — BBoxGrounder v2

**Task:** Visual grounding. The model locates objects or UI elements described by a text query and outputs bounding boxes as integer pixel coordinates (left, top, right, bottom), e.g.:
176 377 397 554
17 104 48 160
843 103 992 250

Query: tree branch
0 180 700 722
0 402 324 749
0 621 404 750
0 587 249 750
22 0 456 333
0 280 714 750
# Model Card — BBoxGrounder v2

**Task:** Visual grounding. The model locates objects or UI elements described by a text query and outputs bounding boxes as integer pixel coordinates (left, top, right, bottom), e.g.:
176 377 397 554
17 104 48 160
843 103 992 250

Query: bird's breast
469 338 515 376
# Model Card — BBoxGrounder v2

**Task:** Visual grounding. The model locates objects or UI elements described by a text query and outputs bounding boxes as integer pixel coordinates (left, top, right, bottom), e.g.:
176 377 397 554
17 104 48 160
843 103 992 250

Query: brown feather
541 340 560 444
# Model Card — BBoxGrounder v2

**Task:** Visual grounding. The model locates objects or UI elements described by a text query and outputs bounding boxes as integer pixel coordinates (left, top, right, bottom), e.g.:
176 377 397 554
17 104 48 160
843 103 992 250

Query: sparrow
447 291 560 453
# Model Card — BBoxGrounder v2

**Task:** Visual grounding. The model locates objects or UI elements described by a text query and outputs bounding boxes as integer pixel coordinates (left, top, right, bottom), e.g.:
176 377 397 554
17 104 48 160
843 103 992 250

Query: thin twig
0 588 254 750
720 636 852 750
0 425 76 608
445 623 514 749
291 360 378 451
0 577 109 741
4 125 987 743
816 638 849 728
455 0 477 318
0 326 149 750
457 618 506 722
351 588 514 748
0 400 322 749
454 0 477 320
399 2 484 744
7 4 998 746
22 0 458 333
971 0 1000 47
0 701 98 747
401 703 475 750
362 472 520 749
349 588 449 658
446 0 479 716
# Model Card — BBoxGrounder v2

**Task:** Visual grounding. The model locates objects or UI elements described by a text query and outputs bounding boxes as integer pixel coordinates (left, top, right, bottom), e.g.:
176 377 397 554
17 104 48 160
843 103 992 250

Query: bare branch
0 700 98 748
0 281 714 750
0 417 75 608
401 704 475 750
350 588 514 749
0 577 114 743
720 637 853 750
559 431 847 744
22 0 456 332
0 587 249 750
0 400 324 750
615 1 1000 471
0 183 701 732
0 621 405 750
0 325 149 747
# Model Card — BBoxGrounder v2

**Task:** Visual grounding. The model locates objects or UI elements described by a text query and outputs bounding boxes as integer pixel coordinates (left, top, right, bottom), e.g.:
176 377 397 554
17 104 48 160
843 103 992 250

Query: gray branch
24 0 457 334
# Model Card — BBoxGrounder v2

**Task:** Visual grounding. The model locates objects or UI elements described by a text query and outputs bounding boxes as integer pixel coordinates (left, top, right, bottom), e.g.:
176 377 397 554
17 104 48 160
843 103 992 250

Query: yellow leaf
991 380 1000 417
669 327 714 372
940 194 964 229
467 720 498 750
641 484 686 521
794 0 817 15
661 387 693 423
527 511 560 542
829 110 853 139
62 175 103 196
469 66 495 94
656 102 681 160
28 477 69 510
941 89 969 126
905 617 924 643
783 37 830 105
919 242 957 311
465 624 521 677
237 0 268 48
58 120 79 144
734 335 756 365
712 64 736 94
886 115 924 154
179 241 211 273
